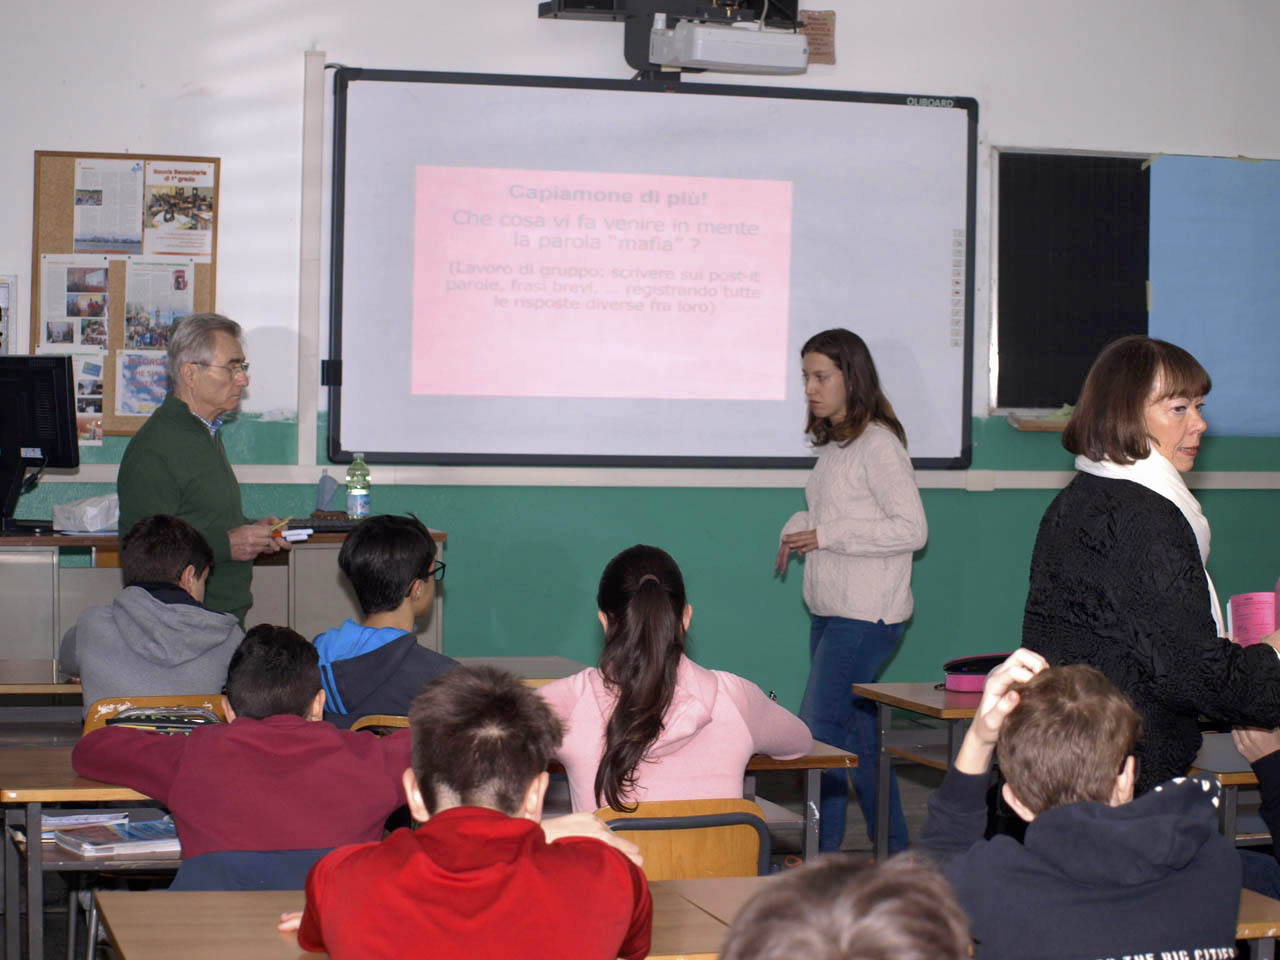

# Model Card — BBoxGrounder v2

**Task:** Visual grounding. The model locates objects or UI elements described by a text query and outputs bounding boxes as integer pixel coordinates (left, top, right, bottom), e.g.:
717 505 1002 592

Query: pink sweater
539 656 812 812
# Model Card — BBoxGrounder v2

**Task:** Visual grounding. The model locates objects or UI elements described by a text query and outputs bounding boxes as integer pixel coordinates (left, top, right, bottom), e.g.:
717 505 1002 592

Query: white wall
4 0 1277 417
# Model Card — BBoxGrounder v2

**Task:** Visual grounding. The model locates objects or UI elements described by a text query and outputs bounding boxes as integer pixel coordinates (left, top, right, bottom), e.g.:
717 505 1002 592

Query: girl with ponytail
540 545 812 813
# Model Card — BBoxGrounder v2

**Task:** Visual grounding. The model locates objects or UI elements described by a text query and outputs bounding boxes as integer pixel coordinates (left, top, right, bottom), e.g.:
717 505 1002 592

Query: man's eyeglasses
193 361 250 376
429 561 446 583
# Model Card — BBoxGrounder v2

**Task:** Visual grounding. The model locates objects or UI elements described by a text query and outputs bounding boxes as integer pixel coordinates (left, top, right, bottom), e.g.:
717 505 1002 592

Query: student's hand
953 648 1048 776
1261 629 1280 654
541 813 643 867
1232 726 1280 764
971 648 1048 746
277 911 302 933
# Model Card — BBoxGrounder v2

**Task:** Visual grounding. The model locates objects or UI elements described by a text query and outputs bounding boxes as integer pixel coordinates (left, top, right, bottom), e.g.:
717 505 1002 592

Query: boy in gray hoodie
61 514 243 712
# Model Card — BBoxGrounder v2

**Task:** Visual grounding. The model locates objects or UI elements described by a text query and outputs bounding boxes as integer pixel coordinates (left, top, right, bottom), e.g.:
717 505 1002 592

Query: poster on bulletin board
30 150 219 437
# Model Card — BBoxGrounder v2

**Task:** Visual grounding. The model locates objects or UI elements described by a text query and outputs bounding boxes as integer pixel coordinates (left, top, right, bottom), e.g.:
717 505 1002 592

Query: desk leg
874 701 891 862
1255 937 1275 960
1221 784 1239 842
4 809 18 960
25 802 42 960
802 768 820 862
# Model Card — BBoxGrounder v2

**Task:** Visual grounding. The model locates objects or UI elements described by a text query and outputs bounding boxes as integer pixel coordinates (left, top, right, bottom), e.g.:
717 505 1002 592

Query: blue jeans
799 616 909 854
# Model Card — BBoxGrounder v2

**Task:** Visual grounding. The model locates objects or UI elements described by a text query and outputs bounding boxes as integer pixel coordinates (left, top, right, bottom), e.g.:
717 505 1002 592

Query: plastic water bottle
345 454 371 519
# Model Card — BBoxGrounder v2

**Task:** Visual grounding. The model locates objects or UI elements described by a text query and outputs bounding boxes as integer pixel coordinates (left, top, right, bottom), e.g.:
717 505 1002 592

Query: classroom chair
82 694 226 734
349 714 409 733
595 798 771 881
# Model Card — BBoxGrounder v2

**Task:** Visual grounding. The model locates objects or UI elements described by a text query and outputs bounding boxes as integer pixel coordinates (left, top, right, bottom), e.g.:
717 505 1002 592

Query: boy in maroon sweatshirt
72 624 410 858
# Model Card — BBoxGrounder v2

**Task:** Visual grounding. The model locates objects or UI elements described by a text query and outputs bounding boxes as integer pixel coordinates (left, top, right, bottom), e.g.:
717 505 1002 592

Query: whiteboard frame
326 69 977 469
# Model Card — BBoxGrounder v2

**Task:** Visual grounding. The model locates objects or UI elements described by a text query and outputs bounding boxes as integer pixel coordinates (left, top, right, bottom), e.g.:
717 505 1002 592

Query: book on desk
53 817 180 857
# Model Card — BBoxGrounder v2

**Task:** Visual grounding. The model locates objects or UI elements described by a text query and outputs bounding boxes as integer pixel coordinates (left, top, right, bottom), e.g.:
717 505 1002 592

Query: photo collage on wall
37 157 210 438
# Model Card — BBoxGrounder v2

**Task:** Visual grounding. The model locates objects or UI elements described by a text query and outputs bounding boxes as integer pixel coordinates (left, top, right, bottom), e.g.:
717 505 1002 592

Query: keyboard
287 516 361 533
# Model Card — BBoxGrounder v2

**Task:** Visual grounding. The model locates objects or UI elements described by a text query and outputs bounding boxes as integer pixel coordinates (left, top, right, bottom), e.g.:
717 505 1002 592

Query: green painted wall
17 415 1280 713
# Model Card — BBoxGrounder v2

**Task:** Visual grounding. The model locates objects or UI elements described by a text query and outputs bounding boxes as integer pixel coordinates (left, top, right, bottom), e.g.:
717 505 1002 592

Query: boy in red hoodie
282 665 652 960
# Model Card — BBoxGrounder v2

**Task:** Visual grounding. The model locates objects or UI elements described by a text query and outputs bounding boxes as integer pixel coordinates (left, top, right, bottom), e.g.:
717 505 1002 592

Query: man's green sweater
117 393 252 622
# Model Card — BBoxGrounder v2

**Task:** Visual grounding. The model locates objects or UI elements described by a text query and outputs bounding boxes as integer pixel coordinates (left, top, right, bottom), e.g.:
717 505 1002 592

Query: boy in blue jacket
313 514 456 726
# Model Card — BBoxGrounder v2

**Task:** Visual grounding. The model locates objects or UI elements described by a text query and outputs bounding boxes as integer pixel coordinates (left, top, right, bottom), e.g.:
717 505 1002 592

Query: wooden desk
851 682 978 861
454 656 588 688
96 891 311 960
1238 888 1280 958
0 659 80 696
1192 731 1262 841
86 879 1280 960
0 655 581 707
748 740 854 862
92 878 765 960
0 746 148 960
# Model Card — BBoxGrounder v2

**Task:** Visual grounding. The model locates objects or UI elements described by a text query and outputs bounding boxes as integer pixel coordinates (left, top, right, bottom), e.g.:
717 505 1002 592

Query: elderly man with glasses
118 312 286 624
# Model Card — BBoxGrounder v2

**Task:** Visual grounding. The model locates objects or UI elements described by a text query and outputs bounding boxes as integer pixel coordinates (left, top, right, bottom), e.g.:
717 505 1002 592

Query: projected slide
412 166 793 401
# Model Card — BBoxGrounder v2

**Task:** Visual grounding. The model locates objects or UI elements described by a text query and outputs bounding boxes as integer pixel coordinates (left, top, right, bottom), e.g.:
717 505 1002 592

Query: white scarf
1074 451 1225 638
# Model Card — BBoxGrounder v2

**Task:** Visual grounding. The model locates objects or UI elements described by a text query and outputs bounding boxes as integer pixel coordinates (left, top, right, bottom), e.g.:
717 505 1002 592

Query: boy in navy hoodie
313 514 456 726
919 649 1239 960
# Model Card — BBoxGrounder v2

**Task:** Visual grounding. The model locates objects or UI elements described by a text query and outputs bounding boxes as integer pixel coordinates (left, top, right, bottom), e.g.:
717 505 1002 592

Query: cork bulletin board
30 150 219 436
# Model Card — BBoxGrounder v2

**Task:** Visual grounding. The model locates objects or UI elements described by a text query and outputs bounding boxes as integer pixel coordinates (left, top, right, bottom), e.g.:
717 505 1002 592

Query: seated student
72 624 412 860
1231 726 1280 866
538 544 812 812
919 650 1239 959
312 514 457 726
719 855 971 960
280 665 652 960
60 514 243 712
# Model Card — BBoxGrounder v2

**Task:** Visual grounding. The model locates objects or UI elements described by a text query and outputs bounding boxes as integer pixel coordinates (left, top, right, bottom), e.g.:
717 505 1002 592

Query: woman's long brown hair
594 544 687 812
802 328 907 448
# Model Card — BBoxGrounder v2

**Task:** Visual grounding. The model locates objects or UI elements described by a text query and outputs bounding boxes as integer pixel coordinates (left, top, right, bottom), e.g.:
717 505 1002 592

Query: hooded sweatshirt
312 620 457 727
919 768 1240 960
538 655 812 812
71 582 243 713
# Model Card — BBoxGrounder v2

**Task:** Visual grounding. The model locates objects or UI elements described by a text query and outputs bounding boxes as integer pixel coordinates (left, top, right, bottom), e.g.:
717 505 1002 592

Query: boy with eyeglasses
313 513 457 726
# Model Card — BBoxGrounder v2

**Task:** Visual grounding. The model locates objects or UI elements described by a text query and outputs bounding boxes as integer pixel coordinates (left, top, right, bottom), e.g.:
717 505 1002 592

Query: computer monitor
0 354 80 533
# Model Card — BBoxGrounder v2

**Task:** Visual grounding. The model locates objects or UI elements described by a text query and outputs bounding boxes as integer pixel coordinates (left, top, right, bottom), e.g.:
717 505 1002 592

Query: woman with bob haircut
776 328 927 854
538 544 812 813
1024 335 1280 793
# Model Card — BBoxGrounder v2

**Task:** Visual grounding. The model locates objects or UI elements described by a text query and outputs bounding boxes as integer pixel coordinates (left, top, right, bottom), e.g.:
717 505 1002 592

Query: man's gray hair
167 313 242 384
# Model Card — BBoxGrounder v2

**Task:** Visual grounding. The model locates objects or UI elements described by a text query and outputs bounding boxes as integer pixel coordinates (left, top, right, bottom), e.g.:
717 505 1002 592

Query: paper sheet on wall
73 158 144 255
125 257 195 350
31 346 105 445
143 161 215 261
0 275 14 355
799 11 835 65
39 254 110 352
115 350 168 416
70 354 105 445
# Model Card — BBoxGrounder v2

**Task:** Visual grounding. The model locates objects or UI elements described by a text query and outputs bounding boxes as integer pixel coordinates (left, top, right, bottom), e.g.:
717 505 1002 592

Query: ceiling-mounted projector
537 1 809 77
649 14 808 74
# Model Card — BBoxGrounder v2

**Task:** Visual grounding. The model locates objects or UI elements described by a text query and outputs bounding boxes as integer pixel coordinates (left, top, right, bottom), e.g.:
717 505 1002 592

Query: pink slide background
412 166 792 400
